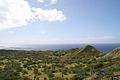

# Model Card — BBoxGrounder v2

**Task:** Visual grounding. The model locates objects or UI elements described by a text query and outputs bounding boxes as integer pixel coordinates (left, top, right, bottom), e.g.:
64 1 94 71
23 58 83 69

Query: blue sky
0 0 120 46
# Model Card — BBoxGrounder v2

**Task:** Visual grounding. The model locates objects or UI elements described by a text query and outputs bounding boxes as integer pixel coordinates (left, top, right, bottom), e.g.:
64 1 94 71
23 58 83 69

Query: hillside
105 47 120 58
0 45 120 80
61 45 102 62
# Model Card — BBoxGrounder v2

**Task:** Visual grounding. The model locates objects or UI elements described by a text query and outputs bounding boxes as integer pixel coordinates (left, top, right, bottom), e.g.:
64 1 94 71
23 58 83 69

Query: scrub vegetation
0 45 120 80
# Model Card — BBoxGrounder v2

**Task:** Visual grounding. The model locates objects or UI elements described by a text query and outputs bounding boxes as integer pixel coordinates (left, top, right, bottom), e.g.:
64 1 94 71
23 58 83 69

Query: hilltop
61 45 102 62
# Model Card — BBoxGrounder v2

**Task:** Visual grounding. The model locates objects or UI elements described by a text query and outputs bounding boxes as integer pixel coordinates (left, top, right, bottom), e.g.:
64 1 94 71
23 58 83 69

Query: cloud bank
0 0 66 30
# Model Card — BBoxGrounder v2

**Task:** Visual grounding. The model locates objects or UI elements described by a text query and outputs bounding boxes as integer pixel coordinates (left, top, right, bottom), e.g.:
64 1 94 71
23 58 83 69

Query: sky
0 0 120 46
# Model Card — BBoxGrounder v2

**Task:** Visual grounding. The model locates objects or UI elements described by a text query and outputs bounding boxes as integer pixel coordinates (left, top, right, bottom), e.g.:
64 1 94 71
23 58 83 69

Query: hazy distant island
0 45 120 80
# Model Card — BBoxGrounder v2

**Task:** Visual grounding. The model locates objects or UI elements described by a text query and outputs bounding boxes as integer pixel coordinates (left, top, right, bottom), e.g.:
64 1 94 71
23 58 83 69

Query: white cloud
40 31 46 34
32 8 66 22
0 0 33 30
37 0 45 3
50 0 58 4
0 0 66 31
37 0 58 5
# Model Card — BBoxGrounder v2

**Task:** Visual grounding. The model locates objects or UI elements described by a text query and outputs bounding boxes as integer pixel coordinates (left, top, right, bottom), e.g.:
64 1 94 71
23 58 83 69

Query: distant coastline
0 43 120 53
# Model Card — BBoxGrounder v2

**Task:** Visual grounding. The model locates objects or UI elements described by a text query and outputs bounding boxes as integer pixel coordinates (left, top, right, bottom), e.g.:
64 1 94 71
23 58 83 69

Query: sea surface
19 43 120 53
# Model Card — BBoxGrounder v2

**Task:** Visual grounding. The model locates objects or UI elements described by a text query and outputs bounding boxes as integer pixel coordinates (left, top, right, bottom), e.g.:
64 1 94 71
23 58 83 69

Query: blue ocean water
22 44 120 53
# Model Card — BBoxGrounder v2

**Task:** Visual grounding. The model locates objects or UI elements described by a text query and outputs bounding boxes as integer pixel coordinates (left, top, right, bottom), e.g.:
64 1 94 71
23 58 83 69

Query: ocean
21 43 120 53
